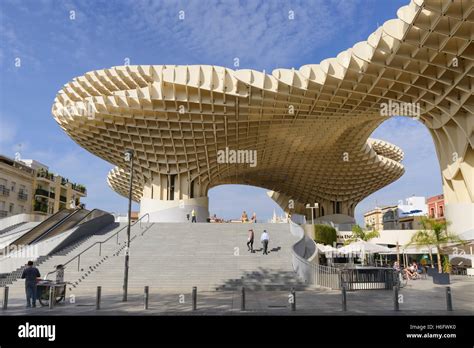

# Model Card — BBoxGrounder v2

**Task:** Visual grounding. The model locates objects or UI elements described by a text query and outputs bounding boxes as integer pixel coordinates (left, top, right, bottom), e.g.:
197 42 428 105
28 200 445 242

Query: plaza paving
2 275 473 316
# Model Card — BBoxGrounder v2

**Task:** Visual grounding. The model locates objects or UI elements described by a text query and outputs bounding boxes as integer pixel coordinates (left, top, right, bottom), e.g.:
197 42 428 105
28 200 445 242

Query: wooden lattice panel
53 0 473 211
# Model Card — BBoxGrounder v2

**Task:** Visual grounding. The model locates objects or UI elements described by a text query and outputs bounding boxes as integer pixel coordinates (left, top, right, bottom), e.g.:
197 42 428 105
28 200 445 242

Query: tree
407 228 435 268
406 217 464 273
345 225 380 245
313 224 337 245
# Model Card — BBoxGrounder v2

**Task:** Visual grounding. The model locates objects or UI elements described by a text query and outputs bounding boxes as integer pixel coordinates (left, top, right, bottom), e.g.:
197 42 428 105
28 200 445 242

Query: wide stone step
7 223 305 296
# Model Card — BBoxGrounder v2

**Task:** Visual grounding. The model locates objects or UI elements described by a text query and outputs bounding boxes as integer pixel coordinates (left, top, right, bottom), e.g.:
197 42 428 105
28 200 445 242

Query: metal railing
340 268 396 290
18 192 28 201
313 264 341 289
0 185 10 197
45 213 151 279
35 188 54 199
289 221 341 289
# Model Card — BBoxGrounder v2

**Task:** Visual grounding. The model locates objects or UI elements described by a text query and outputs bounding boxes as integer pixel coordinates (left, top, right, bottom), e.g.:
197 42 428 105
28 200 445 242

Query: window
439 205 444 217
169 175 176 200
332 201 341 214
0 201 5 210
430 208 435 218
11 181 16 192
9 203 14 213
19 184 26 193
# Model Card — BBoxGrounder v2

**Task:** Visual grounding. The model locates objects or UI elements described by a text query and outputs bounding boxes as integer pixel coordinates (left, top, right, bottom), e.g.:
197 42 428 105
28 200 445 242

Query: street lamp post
122 149 134 302
305 203 319 225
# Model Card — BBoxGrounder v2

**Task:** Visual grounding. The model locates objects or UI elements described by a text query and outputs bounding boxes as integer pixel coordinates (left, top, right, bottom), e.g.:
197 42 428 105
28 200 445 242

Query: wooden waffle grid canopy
53 0 473 213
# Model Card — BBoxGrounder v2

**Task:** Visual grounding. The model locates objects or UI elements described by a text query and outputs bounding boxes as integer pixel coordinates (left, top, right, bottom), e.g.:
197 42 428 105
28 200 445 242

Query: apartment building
0 154 86 218
363 207 384 231
0 156 34 217
427 194 445 221
364 197 427 231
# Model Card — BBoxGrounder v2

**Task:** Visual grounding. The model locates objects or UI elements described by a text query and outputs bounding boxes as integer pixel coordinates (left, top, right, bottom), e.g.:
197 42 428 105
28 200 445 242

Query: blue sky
0 0 443 223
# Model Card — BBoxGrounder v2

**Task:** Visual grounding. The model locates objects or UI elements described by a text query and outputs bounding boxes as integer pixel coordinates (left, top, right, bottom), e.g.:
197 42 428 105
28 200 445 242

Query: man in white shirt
261 230 269 255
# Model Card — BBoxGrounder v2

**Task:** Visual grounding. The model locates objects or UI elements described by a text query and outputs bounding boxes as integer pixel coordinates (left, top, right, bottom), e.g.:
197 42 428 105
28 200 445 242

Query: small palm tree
406 217 464 273
345 225 380 244
407 228 435 267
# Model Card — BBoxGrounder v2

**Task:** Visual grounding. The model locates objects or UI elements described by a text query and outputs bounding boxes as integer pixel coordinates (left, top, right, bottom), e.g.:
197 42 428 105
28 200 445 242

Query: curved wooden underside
53 0 473 217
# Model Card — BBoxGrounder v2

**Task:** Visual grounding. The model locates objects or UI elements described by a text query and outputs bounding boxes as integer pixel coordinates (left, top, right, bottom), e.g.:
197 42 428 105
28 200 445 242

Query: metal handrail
289 220 341 289
45 213 150 279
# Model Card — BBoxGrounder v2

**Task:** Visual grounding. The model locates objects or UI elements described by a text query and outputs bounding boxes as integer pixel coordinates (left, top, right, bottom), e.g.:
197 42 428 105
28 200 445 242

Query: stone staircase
2 222 144 298
4 222 310 301
57 223 308 294
0 255 50 287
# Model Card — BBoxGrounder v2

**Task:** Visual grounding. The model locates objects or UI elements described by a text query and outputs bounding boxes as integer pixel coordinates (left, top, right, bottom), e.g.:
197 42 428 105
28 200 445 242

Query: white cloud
123 0 362 69
0 121 16 145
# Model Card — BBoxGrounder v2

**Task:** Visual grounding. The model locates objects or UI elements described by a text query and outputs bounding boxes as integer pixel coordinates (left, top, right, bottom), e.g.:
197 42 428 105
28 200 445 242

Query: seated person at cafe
404 261 419 279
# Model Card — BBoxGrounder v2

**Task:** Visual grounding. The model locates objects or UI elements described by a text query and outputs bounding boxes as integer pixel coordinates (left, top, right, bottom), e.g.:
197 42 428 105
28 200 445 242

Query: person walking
247 229 255 253
261 230 269 255
21 261 41 308
191 209 197 223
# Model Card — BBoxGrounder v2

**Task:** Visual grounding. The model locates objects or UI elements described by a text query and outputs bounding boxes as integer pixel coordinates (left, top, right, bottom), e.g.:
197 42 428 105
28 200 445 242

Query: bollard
96 286 101 310
2 286 8 310
446 286 453 311
341 285 347 312
290 288 296 312
393 286 399 311
144 286 149 310
49 286 54 309
241 287 246 311
192 286 197 311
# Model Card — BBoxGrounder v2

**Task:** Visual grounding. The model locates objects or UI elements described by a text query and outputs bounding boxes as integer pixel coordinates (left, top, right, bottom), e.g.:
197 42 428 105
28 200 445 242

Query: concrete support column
140 174 209 222
140 196 209 222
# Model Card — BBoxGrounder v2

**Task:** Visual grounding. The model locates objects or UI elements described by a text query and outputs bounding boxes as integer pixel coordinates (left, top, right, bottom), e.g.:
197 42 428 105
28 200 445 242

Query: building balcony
33 202 48 214
36 170 55 181
0 185 10 197
18 192 28 201
0 210 8 218
71 183 87 195
35 188 54 199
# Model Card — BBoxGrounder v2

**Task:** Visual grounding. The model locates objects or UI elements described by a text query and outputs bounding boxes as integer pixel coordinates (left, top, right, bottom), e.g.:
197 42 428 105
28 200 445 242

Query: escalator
9 208 94 246
33 209 107 243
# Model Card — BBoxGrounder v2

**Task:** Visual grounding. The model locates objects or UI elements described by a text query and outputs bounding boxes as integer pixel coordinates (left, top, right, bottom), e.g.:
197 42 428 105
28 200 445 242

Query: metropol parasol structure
52 0 473 236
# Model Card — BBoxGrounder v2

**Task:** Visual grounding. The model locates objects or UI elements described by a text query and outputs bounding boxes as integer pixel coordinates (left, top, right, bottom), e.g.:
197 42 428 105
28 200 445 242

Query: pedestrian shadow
215 267 308 291
250 246 281 254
